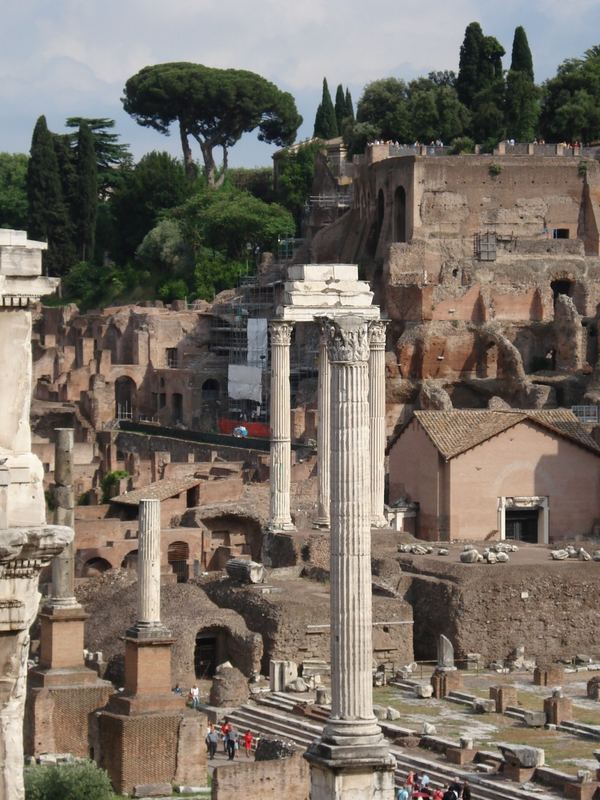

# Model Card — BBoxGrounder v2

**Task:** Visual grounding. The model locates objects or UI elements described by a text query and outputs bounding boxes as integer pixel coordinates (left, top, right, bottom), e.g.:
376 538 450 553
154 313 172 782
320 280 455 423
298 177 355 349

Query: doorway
505 509 539 543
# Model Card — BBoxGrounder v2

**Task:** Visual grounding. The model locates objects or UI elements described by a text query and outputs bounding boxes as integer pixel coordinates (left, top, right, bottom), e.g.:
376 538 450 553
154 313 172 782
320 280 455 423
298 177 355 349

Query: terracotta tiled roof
412 409 600 460
110 476 202 506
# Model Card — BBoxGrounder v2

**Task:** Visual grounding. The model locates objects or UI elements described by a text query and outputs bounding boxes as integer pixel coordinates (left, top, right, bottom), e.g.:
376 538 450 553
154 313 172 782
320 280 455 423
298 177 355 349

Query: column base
266 520 296 533
306 742 396 800
313 517 330 530
371 515 389 529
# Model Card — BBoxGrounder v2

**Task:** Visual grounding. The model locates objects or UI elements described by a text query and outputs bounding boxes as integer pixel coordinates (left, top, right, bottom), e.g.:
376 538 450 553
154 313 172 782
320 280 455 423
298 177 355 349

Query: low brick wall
211 751 309 800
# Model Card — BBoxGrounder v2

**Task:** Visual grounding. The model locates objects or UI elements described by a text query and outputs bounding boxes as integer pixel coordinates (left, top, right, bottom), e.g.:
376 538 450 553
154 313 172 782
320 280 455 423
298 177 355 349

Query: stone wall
211 750 309 800
405 559 600 663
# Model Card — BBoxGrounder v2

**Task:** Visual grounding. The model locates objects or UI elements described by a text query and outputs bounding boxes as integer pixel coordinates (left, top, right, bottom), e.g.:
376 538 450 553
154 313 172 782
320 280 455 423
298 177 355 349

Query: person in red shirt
243 729 253 758
220 721 230 754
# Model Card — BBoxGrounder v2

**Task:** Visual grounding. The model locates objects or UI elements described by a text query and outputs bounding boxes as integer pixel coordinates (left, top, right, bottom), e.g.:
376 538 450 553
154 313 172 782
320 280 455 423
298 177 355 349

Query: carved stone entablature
324 315 370 364
0 525 73 564
505 496 547 509
269 320 293 347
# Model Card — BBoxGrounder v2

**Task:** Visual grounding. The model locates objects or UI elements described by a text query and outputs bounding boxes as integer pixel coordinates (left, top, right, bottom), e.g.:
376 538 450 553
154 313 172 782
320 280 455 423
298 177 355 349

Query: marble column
315 332 330 528
368 321 388 528
133 498 164 632
49 428 78 607
268 321 295 531
306 315 395 799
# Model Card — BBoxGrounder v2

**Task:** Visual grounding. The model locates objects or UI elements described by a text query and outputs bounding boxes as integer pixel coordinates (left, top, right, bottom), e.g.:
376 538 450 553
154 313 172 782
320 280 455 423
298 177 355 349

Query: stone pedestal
95 498 205 795
534 664 565 686
268 321 295 532
368 321 387 528
315 334 331 528
306 316 395 799
431 668 463 699
489 684 517 713
544 693 573 725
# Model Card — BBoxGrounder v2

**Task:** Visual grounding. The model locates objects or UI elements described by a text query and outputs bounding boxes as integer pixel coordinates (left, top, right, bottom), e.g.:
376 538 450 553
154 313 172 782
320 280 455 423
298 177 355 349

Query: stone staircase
225 693 558 800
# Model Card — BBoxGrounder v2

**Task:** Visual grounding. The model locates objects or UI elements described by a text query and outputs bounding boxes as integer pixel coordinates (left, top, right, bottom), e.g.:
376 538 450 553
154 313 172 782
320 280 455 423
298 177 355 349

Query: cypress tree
335 84 346 131
52 134 78 266
506 26 538 141
345 88 355 121
510 26 534 80
75 123 98 260
456 22 485 107
27 115 72 275
313 78 338 139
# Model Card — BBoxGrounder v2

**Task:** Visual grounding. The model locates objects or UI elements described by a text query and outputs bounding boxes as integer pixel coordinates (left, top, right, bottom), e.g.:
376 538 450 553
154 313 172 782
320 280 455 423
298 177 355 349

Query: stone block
431 668 463 699
523 710 547 727
472 698 496 714
498 743 545 768
544 695 573 725
414 684 434 699
133 784 172 797
587 676 600 700
446 747 476 765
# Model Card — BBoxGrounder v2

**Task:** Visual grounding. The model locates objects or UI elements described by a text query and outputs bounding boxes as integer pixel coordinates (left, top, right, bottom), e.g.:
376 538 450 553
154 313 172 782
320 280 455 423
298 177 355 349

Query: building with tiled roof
389 409 600 543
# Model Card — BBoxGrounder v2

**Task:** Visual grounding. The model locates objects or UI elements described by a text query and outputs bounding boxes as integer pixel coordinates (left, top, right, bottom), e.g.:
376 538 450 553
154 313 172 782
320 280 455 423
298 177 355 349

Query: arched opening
168 540 190 583
115 376 136 421
394 186 407 243
551 279 573 306
172 392 183 425
82 557 112 577
121 549 138 571
202 379 220 401
479 342 498 379
194 626 237 678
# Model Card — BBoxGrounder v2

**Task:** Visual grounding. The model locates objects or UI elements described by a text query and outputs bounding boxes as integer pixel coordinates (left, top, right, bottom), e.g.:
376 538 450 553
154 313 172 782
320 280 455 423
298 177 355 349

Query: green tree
313 78 338 139
65 117 132 196
505 69 539 141
345 88 354 121
75 124 98 260
540 46 600 142
0 153 28 229
276 139 323 230
27 116 73 274
24 760 115 800
335 84 347 132
510 25 534 80
122 62 302 185
110 150 192 261
456 22 486 107
356 78 411 141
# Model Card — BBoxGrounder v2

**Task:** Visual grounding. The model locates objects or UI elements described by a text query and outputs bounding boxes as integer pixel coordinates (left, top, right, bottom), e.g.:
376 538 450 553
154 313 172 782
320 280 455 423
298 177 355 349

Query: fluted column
49 428 78 607
368 321 388 528
135 498 163 631
322 315 381 746
315 332 330 528
268 321 295 531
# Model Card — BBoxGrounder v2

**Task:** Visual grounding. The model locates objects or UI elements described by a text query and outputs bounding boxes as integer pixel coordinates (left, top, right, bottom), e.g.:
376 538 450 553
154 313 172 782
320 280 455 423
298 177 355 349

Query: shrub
100 469 129 503
24 760 115 800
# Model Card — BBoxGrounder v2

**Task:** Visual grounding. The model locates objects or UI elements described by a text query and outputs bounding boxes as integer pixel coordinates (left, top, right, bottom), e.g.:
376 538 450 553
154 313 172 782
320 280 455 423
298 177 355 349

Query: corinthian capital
368 319 388 348
324 315 370 364
269 320 293 346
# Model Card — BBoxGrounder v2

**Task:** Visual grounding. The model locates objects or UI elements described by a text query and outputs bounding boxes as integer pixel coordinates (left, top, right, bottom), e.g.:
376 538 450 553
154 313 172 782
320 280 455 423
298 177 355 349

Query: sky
2 0 600 169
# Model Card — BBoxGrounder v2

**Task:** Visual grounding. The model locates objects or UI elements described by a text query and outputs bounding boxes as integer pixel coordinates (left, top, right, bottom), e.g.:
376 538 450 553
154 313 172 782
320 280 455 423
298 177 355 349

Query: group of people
205 721 254 761
396 773 471 800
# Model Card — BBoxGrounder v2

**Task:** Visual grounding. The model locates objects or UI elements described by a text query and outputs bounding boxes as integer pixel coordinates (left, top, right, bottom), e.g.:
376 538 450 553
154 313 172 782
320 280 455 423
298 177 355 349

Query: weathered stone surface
523 710 547 727
209 665 249 707
498 743 545 768
414 684 434 699
386 706 401 721
286 677 309 693
225 558 265 584
437 634 455 669
255 737 298 761
551 549 569 560
460 549 480 563
132 784 172 798
473 698 495 713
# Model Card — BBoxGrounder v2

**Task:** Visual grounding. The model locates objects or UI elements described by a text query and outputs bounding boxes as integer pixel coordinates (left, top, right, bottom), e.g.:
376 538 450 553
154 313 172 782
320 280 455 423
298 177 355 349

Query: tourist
396 785 409 800
243 729 253 758
206 724 218 760
421 773 431 794
220 720 230 753
172 683 182 695
462 780 471 800
406 771 415 790
442 784 458 800
190 684 200 709
226 725 238 760
432 788 444 800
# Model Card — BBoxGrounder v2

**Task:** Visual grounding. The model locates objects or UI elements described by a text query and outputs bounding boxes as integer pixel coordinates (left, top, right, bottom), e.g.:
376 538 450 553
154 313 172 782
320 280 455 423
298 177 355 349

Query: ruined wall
406 559 600 663
211 750 309 800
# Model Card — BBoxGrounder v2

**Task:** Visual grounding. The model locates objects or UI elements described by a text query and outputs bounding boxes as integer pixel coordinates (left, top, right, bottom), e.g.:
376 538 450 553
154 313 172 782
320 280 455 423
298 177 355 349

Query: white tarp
228 364 262 403
247 318 268 367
